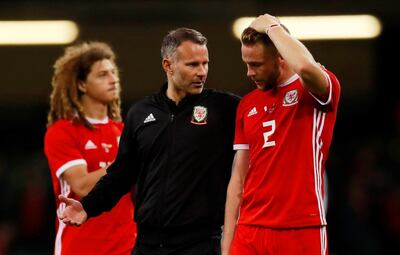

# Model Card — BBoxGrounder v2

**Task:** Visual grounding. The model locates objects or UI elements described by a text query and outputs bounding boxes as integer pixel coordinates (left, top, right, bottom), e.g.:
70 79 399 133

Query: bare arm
62 165 107 198
222 150 250 255
251 14 328 97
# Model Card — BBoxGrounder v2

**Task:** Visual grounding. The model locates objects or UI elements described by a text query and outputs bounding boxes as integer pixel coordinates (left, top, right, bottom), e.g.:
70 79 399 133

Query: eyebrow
97 68 115 73
246 61 263 65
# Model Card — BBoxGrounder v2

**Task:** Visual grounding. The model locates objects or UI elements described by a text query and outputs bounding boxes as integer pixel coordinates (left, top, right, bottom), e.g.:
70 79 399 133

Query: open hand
58 195 88 226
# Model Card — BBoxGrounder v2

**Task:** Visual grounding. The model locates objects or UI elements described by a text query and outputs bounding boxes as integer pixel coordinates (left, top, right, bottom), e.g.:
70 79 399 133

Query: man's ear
162 58 173 75
78 81 87 93
277 53 287 68
277 53 284 63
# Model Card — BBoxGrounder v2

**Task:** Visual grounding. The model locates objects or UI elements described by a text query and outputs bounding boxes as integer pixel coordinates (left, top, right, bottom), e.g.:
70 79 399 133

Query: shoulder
240 89 259 103
126 94 157 114
122 95 159 130
235 89 261 113
109 119 124 130
44 119 82 146
46 119 74 137
203 88 241 104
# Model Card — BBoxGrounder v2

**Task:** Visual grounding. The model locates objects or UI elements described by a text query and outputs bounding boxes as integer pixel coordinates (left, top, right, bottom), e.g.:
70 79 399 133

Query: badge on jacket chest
191 106 208 125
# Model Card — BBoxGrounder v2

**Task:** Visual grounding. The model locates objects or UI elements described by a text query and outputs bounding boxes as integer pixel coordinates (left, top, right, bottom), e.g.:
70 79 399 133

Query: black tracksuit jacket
81 84 240 245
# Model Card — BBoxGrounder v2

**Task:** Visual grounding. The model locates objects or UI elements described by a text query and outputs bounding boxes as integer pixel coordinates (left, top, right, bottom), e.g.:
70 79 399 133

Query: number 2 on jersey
262 120 276 148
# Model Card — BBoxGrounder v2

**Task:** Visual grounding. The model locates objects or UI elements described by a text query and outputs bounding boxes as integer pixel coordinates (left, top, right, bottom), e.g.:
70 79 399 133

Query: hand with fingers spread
58 195 88 226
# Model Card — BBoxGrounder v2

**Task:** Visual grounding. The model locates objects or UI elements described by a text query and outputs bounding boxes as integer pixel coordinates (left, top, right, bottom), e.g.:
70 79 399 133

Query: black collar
158 82 205 108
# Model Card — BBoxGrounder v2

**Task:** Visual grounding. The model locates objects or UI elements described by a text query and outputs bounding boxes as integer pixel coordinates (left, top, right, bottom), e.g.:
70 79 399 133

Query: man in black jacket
58 28 240 255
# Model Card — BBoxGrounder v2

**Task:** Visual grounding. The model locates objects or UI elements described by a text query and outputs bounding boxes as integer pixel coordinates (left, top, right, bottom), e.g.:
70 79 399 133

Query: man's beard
259 66 280 91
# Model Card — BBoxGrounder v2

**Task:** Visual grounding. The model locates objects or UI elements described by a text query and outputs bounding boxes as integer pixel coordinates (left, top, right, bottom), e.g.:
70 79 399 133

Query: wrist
266 23 281 35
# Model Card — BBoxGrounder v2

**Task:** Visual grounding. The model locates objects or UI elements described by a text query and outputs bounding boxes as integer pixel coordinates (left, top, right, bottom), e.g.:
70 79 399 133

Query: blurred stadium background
0 0 399 254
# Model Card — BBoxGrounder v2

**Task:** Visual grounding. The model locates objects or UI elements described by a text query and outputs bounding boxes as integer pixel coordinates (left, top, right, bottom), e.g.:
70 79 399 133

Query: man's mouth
192 81 204 86
108 87 118 92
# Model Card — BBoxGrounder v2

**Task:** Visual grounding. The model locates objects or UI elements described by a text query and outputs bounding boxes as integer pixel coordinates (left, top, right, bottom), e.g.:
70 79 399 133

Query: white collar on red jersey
277 73 299 88
85 116 109 124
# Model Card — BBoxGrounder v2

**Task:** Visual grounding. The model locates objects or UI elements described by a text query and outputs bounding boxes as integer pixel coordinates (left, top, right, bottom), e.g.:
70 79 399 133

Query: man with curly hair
44 41 136 255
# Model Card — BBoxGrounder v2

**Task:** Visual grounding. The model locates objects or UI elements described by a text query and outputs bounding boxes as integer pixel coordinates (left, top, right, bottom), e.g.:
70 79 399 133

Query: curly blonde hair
47 41 121 129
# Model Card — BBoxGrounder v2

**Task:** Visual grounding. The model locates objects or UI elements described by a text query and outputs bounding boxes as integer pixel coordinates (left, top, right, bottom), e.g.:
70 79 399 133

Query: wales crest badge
191 106 208 125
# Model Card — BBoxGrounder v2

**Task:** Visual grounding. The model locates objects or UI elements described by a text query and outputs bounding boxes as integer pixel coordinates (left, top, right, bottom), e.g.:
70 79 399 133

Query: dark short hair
241 24 289 47
161 28 207 59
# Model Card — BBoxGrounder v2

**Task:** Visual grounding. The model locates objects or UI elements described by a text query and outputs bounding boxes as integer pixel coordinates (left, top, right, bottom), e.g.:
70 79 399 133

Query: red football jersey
44 117 136 255
234 70 340 228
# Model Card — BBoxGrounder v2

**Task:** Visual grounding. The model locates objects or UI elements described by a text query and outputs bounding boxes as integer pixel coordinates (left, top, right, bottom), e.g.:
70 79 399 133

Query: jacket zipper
158 112 176 228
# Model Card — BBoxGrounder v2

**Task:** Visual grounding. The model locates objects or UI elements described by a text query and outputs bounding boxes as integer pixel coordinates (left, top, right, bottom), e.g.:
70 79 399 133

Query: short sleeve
309 69 341 110
233 100 249 150
44 124 87 178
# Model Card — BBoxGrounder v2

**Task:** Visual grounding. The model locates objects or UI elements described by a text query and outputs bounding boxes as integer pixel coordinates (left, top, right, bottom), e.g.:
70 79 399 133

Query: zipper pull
170 114 174 122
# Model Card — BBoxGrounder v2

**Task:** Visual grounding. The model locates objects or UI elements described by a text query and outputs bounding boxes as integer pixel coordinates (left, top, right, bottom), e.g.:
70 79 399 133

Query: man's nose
247 67 255 77
110 72 119 83
197 65 208 76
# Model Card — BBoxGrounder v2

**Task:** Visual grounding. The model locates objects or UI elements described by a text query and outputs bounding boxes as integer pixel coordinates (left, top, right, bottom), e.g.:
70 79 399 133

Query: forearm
81 107 137 218
268 26 327 95
81 155 136 218
268 26 316 76
222 150 249 254
222 180 243 254
73 168 107 198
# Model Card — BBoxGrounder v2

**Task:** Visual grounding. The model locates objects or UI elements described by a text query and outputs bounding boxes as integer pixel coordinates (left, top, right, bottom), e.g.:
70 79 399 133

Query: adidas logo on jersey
247 107 258 117
144 113 156 123
84 140 97 150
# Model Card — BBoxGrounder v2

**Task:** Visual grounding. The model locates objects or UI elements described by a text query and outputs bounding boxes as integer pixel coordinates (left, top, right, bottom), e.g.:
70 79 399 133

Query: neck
166 82 186 105
276 64 296 86
81 96 108 120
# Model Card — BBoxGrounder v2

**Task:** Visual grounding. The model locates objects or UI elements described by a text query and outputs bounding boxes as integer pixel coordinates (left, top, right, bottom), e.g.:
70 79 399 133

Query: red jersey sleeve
233 100 249 150
308 69 341 111
44 123 87 179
